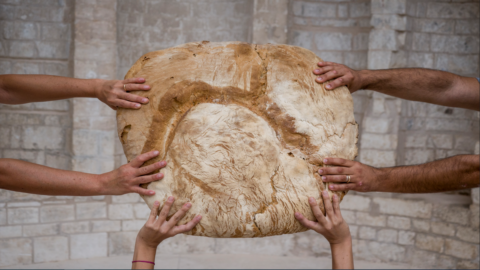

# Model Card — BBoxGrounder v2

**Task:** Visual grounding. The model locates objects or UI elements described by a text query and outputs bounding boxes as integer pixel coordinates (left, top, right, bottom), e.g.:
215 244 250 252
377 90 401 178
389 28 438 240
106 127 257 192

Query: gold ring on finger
123 84 127 91
346 175 351 183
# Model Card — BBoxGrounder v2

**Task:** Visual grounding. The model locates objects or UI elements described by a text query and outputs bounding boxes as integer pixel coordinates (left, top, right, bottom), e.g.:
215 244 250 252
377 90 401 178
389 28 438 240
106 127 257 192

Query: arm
0 74 151 109
313 63 480 111
320 155 480 193
133 197 202 269
295 191 353 269
0 151 166 196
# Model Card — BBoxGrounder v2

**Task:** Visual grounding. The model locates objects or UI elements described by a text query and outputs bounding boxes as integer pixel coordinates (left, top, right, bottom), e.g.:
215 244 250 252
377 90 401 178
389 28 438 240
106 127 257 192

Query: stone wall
0 0 479 268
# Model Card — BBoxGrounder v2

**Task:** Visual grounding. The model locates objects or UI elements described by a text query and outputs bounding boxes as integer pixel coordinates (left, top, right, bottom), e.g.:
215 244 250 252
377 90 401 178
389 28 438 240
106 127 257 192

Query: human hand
96 77 151 110
136 197 202 248
313 62 363 93
295 190 351 245
319 158 382 192
99 150 166 196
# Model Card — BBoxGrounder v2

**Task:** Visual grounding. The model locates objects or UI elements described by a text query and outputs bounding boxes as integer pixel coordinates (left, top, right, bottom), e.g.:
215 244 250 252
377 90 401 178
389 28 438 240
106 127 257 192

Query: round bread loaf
116 41 358 238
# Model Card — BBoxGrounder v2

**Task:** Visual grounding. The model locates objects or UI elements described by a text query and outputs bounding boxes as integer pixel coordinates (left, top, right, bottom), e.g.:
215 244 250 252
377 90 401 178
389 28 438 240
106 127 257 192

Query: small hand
319 158 381 192
313 62 363 93
137 197 202 248
96 77 151 110
100 150 166 196
295 190 350 245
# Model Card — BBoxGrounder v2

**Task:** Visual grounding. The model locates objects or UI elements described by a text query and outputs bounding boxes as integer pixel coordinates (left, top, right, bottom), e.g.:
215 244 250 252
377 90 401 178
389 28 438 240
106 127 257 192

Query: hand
319 158 382 192
95 77 151 110
136 197 202 248
313 62 363 93
99 150 166 196
295 190 351 245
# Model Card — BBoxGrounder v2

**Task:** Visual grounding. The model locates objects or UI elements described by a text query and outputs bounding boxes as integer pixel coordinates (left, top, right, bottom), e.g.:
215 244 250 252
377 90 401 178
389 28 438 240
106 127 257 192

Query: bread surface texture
117 41 358 238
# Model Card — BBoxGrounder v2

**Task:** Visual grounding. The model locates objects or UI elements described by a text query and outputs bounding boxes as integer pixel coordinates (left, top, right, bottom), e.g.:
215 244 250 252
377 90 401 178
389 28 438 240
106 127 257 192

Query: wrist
95 172 110 195
357 69 372 90
330 233 352 249
91 79 105 99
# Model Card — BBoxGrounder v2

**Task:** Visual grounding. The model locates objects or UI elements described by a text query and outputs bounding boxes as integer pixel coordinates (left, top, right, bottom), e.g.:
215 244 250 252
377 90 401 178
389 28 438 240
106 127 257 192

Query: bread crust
116 41 358 237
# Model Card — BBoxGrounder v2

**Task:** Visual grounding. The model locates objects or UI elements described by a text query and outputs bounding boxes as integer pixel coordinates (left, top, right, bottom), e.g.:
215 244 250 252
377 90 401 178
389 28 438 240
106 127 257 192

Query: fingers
322 175 353 183
148 201 160 223
118 92 149 104
313 65 334 75
130 150 160 168
322 191 335 219
308 197 327 224
332 194 341 215
315 70 342 84
328 183 357 192
295 212 322 231
319 166 353 176
316 61 336 68
171 215 202 235
324 76 349 90
114 99 142 109
137 161 167 176
166 202 192 228
131 186 156 196
323 158 355 167
157 196 174 224
134 173 164 185
123 77 150 90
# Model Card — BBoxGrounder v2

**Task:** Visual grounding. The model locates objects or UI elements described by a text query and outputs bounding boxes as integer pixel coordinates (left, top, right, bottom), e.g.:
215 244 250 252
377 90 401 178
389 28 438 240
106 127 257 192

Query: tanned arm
0 74 151 109
320 155 479 193
0 151 166 196
313 64 480 111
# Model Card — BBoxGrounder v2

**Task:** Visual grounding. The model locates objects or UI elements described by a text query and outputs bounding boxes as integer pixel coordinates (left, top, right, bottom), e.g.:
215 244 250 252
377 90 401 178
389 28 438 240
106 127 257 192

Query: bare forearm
0 159 105 195
0 75 100 104
132 239 157 269
330 237 354 269
358 69 479 110
377 155 480 193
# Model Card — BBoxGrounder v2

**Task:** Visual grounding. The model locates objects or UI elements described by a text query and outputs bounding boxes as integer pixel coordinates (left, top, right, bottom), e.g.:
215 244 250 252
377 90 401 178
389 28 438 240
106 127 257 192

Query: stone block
349 225 358 238
368 51 392 69
429 134 453 149
112 193 140 204
349 1 370 18
0 225 22 238
72 130 98 156
338 4 348 18
0 60 11 74
415 234 444 252
404 149 434 165
133 203 150 219
339 195 371 212
359 226 376 240
412 33 430 51
33 236 68 263
455 20 479 35
11 61 41 74
8 41 35 57
445 239 478 259
456 226 480 244
371 0 407 15
317 51 343 63
292 1 336 18
23 223 58 237
41 22 71 40
370 14 407 31
368 241 405 262
70 233 108 259
215 235 290 256
0 208 6 225
411 249 438 268
433 205 469 225
108 204 134 220
315 32 352 51
408 52 433 69
431 221 456 237
377 229 397 243
359 149 396 167
454 135 478 151
91 220 121 233
405 134 428 148
357 213 386 227
360 133 397 150
398 230 415 245
61 221 89 234
344 52 367 70
427 2 479 19
3 21 39 40
363 117 390 133
0 238 32 267
369 29 398 50
122 220 145 231
108 231 137 256
22 126 64 150
8 207 39 224
341 210 356 224
373 197 432 218
457 260 479 270
413 18 454 34
387 216 410 230
76 202 107 220
447 55 478 76
40 205 74 223
45 153 71 170
436 255 456 269
471 205 479 228
72 157 98 174
352 33 369 51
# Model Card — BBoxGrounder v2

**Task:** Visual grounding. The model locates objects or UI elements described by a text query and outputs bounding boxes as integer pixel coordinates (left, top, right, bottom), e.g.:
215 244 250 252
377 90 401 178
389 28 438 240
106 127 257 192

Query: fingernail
322 176 326 180
323 190 328 195
186 203 192 208
333 194 338 199
196 215 202 220
309 197 314 202
153 151 159 155
142 98 148 103
318 77 323 81
330 185 335 189
168 196 174 202
160 161 166 166
314 69 320 73
323 159 328 164
143 85 150 89
319 169 323 174
154 201 159 205
326 84 331 89
295 212 300 218
157 173 163 178
135 103 141 108
149 191 155 195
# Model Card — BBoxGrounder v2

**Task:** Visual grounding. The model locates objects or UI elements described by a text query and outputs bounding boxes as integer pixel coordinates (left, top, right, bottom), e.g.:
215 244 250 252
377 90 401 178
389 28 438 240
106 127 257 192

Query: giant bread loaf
117 41 358 238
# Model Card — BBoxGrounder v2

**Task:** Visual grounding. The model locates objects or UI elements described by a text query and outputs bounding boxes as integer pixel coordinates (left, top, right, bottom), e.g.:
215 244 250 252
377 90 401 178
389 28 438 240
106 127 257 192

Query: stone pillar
252 0 288 44
72 0 118 174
